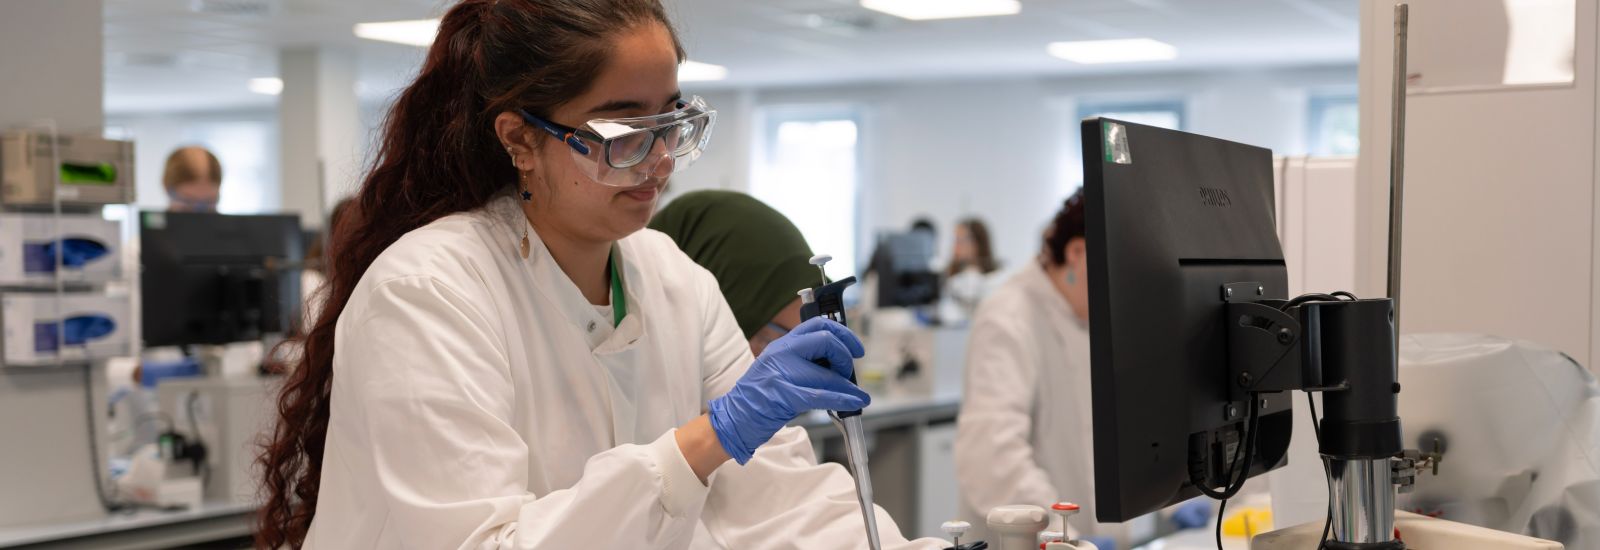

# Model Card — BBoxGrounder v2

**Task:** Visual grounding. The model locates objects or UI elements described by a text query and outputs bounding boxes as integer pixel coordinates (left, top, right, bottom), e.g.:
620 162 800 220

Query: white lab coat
305 194 943 549
955 261 1132 544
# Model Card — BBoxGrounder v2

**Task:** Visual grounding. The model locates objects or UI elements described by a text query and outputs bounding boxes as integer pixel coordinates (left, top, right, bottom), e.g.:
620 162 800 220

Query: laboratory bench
0 500 253 549
0 391 964 550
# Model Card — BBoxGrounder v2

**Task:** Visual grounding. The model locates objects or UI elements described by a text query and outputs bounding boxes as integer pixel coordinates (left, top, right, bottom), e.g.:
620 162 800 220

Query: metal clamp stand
1305 299 1404 549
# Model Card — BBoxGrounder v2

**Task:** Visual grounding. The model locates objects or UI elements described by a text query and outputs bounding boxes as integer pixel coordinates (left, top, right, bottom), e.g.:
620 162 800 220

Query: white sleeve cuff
650 428 711 518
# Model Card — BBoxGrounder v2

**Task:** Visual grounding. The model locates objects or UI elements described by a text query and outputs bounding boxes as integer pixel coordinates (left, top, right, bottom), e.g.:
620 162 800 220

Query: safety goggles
518 96 717 187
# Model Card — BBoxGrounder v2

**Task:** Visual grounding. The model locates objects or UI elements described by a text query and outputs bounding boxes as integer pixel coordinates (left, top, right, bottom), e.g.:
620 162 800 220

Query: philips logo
1199 187 1232 207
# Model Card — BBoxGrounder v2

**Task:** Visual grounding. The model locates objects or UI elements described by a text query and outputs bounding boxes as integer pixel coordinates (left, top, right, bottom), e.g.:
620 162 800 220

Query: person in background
954 191 1208 549
940 218 1001 322
162 146 222 213
649 190 817 356
300 197 356 323
909 216 936 250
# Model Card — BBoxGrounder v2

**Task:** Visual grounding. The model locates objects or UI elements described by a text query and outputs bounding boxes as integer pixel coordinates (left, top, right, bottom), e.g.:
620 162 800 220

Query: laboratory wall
0 0 111 527
1356 0 1600 371
675 65 1357 277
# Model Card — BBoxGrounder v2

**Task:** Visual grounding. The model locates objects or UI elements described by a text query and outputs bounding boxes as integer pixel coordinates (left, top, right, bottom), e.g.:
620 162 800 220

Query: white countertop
0 500 253 548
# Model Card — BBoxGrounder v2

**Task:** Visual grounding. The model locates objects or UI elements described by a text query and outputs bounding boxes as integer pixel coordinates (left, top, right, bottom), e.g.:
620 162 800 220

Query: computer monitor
1082 118 1295 522
870 231 940 308
140 211 303 347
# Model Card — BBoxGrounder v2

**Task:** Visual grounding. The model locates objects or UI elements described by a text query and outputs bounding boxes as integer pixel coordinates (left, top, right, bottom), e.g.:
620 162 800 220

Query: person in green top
650 190 821 355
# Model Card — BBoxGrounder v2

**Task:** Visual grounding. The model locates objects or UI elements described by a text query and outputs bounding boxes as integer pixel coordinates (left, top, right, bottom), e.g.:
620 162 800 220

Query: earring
516 168 532 259
1066 271 1077 286
518 169 533 202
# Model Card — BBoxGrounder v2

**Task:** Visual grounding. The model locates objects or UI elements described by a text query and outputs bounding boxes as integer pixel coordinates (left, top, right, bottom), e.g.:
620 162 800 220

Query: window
1076 100 1186 131
751 108 860 277
1308 95 1359 157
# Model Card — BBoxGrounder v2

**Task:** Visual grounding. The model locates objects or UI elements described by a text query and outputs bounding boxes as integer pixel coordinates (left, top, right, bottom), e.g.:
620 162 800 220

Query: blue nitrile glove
1086 535 1116 550
708 317 870 464
1172 499 1213 530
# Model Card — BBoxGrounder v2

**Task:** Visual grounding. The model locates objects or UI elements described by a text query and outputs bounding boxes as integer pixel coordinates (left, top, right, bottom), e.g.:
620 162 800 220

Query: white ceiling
103 0 1360 114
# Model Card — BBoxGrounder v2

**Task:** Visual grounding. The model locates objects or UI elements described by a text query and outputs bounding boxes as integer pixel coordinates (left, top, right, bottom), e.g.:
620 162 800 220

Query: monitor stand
1232 293 1560 549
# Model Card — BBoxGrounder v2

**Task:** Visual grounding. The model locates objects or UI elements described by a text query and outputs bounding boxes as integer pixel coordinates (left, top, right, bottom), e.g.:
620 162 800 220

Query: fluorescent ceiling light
860 0 1020 21
679 61 728 82
354 19 440 46
248 77 283 96
1048 38 1178 64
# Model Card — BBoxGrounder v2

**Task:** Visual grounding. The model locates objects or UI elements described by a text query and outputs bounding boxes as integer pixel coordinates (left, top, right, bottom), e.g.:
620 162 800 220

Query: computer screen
870 231 940 308
1081 118 1295 522
140 211 303 347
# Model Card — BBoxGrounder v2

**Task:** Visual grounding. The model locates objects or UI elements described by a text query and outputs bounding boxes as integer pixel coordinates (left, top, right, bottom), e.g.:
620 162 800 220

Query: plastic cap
1052 502 1081 512
797 288 816 303
941 520 971 536
988 504 1048 527
810 254 833 266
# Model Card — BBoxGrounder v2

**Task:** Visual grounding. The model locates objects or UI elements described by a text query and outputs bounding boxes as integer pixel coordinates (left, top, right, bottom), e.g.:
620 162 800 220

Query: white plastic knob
810 254 833 266
941 520 971 541
797 288 816 303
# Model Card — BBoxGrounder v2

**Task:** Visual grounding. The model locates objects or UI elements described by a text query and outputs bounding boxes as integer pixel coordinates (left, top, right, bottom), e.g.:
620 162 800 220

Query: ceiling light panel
354 19 440 47
1047 38 1178 64
860 0 1021 21
679 61 729 82
248 77 283 95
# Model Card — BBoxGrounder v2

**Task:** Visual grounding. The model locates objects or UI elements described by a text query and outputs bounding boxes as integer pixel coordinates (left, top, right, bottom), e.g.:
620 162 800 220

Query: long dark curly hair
254 1 683 546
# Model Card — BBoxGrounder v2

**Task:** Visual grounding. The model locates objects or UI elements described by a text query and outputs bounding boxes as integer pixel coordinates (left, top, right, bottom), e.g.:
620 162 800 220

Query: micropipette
798 254 880 550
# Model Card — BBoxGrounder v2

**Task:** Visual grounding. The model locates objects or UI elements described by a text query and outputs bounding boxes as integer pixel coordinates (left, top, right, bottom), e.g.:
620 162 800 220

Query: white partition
1275 156 1361 298
1357 0 1600 371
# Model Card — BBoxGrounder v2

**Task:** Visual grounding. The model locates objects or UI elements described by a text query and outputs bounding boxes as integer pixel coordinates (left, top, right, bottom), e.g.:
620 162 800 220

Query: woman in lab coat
939 218 1002 323
955 192 1209 549
255 1 943 548
956 192 1106 543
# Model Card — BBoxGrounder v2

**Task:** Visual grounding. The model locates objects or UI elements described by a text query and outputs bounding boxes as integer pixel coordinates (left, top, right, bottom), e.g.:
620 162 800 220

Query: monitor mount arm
1222 283 1416 549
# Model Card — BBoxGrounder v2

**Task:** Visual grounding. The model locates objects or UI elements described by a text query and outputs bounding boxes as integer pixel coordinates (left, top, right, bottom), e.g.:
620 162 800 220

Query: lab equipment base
1250 511 1563 550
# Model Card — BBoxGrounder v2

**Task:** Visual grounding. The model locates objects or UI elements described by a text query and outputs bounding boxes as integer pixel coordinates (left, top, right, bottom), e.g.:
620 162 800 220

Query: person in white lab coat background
938 218 1002 324
954 192 1209 550
255 1 945 548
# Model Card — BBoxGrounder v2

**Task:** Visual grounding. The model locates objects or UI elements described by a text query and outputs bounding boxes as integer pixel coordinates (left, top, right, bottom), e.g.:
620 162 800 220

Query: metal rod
1387 3 1409 329
831 414 882 550
1325 457 1397 544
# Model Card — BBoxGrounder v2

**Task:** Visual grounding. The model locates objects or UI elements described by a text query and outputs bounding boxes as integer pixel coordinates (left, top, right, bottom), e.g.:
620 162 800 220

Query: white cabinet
917 421 959 539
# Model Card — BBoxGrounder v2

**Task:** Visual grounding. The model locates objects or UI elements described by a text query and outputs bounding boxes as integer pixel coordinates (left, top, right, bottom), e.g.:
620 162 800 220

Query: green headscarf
649 190 818 339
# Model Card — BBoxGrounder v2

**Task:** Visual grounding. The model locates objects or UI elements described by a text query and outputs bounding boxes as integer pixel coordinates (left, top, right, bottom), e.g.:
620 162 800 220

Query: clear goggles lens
570 96 717 187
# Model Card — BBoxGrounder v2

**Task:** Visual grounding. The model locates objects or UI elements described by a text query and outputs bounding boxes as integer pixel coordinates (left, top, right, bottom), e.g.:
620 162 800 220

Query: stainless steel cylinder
1324 457 1397 544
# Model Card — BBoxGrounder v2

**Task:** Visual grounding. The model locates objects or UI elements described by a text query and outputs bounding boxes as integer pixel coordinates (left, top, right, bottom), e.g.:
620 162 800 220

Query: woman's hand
706 318 869 465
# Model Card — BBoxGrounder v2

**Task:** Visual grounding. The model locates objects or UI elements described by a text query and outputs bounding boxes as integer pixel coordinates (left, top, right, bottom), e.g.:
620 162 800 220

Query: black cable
184 391 212 487
83 364 127 513
1282 293 1341 310
185 391 203 444
1192 395 1262 500
1215 497 1228 550
1308 390 1332 549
